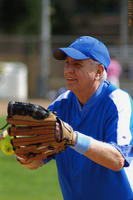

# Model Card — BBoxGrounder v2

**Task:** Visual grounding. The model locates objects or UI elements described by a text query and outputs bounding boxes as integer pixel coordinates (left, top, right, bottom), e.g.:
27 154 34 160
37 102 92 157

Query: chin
66 85 73 91
67 88 76 94
66 83 78 93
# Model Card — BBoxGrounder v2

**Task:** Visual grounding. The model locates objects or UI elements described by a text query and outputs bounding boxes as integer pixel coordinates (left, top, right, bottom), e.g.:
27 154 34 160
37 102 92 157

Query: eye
73 62 82 68
65 60 69 64
64 59 82 68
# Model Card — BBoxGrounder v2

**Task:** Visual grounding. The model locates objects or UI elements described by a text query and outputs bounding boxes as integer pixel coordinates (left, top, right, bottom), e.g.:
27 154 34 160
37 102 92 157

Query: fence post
37 0 51 98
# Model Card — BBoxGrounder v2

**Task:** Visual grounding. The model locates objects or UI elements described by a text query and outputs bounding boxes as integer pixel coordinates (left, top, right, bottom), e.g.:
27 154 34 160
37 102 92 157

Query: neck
76 82 101 105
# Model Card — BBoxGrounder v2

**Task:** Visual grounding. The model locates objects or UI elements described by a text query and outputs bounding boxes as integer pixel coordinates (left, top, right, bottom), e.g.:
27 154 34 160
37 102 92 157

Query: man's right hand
17 157 44 170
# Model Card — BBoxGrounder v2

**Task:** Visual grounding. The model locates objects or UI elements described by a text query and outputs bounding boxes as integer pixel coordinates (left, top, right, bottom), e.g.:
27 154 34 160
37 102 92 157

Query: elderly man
18 36 133 200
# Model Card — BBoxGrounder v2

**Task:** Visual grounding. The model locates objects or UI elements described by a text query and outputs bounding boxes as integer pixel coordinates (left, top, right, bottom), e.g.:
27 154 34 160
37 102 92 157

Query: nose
64 64 74 74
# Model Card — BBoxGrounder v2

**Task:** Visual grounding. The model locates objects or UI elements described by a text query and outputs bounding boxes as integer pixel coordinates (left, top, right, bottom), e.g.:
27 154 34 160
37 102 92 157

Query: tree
0 0 41 34
0 0 120 35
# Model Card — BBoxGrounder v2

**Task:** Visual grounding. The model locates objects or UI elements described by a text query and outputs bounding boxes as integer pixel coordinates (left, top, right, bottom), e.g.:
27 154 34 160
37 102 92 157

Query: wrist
72 131 78 145
71 132 92 154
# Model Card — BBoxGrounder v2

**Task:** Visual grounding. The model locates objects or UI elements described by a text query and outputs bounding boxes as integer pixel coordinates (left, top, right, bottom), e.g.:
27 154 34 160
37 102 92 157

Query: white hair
102 69 107 80
90 59 107 80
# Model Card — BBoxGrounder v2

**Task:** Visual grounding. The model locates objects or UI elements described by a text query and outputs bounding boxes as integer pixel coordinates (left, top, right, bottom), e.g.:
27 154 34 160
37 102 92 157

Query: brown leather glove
6 101 74 161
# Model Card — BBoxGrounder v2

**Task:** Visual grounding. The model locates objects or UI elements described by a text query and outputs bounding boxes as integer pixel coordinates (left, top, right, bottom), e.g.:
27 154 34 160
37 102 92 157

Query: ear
95 64 104 80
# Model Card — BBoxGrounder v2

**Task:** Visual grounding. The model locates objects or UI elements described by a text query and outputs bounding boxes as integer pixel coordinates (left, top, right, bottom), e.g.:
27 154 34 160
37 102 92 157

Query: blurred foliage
50 1 72 35
0 0 41 35
75 0 120 13
0 0 120 35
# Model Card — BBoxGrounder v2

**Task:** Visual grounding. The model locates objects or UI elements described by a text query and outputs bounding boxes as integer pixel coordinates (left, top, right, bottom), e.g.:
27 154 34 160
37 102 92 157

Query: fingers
16 156 44 170
55 122 62 142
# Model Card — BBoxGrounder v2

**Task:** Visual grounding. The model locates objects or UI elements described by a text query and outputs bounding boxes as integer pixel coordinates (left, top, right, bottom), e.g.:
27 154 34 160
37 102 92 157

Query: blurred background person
107 56 122 87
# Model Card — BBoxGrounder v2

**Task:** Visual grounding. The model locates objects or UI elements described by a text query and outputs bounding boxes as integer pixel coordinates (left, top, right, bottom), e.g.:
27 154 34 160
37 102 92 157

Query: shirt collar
75 80 109 110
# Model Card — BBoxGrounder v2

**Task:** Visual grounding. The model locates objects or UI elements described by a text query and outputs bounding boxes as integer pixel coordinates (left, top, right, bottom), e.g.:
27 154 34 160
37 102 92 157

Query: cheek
80 71 90 81
86 70 96 80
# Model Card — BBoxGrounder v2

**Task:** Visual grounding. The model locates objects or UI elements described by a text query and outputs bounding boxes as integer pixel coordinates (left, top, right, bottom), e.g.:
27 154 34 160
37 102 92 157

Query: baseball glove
6 101 74 161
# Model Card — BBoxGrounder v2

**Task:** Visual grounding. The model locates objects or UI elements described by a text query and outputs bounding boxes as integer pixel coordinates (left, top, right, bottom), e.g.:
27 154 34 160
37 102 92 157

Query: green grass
0 116 63 200
0 115 7 133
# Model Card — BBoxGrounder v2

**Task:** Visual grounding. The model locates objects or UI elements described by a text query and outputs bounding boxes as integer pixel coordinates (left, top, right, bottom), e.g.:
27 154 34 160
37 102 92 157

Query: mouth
65 77 76 81
67 78 73 81
65 77 77 90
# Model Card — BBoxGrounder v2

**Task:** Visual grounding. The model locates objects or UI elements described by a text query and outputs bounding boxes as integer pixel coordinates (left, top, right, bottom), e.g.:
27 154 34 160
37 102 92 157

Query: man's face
64 57 99 95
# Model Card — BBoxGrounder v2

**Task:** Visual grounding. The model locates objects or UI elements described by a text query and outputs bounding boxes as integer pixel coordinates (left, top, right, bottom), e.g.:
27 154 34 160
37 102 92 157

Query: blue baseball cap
53 36 110 71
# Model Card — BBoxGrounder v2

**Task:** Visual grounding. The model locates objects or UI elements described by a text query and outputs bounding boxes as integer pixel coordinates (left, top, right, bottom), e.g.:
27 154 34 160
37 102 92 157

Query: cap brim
53 48 90 60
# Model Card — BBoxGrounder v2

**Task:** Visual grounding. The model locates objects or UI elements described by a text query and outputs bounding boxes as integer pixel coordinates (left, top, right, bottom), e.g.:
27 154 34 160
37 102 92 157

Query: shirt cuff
110 142 133 167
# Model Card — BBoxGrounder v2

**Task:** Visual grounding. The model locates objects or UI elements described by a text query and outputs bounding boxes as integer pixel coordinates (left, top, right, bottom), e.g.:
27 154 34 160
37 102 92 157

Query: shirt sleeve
110 142 133 167
43 155 55 164
105 90 133 145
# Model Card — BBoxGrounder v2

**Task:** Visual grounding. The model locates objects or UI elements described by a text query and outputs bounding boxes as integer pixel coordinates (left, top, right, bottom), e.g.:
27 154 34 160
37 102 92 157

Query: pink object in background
107 59 122 87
